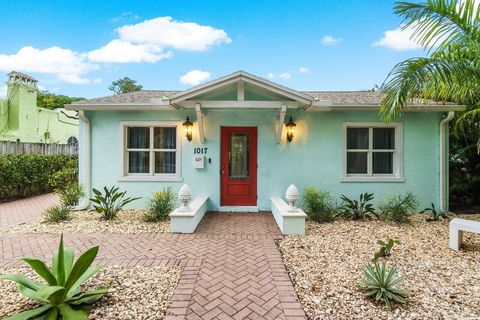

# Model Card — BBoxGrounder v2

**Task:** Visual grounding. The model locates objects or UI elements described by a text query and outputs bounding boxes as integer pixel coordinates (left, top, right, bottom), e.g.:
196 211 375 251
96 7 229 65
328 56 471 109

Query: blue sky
0 0 427 98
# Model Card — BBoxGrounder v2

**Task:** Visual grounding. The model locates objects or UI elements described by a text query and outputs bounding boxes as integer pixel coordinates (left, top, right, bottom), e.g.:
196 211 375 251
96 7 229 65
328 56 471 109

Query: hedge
0 154 78 202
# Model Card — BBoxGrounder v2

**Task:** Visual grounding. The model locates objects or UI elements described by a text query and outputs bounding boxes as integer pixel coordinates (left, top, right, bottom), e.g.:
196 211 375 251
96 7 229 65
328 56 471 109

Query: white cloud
267 72 275 79
87 40 172 63
0 16 231 84
298 67 310 74
118 16 232 51
180 70 211 86
110 12 140 24
279 72 291 80
0 46 98 84
0 85 6 98
373 25 423 51
321 35 342 46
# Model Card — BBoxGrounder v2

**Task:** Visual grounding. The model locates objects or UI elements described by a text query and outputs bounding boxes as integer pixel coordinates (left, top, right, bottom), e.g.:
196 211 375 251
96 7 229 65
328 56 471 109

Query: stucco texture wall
82 109 442 211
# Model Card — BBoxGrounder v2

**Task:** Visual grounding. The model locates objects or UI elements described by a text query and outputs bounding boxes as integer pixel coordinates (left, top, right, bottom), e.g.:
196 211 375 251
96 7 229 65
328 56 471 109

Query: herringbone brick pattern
0 193 58 229
0 207 306 319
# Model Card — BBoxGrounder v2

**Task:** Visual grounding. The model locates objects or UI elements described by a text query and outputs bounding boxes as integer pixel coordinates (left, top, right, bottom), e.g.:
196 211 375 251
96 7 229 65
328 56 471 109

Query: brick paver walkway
0 211 306 319
0 193 58 229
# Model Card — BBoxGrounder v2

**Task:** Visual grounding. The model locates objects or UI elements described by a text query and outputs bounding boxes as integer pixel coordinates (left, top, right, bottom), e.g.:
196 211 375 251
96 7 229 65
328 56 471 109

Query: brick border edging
164 263 203 320
263 238 307 320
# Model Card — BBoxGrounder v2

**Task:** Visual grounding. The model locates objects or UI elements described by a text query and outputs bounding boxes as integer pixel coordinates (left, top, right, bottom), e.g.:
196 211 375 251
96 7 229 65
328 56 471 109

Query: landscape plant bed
0 265 182 319
278 214 480 320
4 210 170 234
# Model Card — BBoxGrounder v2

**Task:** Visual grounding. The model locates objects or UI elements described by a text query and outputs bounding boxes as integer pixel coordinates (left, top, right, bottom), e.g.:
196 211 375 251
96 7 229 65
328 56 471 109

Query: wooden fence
0 141 78 155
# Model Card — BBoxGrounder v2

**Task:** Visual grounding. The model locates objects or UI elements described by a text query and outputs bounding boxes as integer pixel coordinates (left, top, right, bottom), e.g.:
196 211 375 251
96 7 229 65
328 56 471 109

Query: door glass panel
229 133 249 179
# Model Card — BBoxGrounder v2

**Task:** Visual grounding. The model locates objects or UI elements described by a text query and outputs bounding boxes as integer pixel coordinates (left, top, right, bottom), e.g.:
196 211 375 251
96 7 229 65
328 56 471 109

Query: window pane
347 152 368 174
128 151 149 173
154 127 176 149
373 152 393 174
347 128 369 149
155 152 176 174
127 127 150 149
229 133 249 179
373 128 395 149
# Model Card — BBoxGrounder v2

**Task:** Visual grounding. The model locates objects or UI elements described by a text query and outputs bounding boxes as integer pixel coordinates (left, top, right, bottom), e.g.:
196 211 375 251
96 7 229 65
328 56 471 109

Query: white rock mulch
4 210 170 234
0 266 182 319
278 214 480 320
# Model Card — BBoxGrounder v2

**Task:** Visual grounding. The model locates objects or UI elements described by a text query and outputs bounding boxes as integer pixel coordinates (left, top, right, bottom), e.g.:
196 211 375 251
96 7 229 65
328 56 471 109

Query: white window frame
342 122 404 182
119 121 182 181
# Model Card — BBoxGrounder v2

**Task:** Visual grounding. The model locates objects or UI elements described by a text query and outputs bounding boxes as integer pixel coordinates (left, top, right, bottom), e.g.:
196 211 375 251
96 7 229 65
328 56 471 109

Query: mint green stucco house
0 72 79 144
66 71 464 217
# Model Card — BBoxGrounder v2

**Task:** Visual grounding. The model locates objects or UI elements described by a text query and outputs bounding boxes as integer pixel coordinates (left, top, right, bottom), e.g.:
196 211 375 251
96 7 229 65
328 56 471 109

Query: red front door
221 127 257 206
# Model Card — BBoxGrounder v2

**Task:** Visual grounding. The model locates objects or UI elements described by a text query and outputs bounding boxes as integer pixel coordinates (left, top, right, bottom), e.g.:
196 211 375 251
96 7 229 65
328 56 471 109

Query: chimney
6 71 38 130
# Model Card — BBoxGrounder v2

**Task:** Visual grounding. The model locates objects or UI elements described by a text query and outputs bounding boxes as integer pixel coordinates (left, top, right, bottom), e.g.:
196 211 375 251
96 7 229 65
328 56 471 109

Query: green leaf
58 303 89 320
3 305 52 320
68 288 109 305
67 266 102 298
18 284 47 302
20 257 57 286
0 274 43 291
37 286 65 306
44 307 60 320
64 246 99 293
55 234 65 286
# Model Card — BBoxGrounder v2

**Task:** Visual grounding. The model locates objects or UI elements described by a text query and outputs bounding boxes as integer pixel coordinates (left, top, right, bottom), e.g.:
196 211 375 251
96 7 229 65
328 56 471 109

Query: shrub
143 187 176 222
339 192 377 220
420 203 449 222
58 183 85 207
43 205 71 223
90 186 141 220
358 262 411 310
301 187 336 223
0 154 76 202
372 238 400 262
378 192 419 223
48 158 79 191
0 234 108 319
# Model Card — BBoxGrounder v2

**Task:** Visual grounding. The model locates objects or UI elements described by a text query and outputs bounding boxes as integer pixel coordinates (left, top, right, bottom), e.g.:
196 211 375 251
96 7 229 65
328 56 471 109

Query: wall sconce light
285 116 296 142
183 116 193 141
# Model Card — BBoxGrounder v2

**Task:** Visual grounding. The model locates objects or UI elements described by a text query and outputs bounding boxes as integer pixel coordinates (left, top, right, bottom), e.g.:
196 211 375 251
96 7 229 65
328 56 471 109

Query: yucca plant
90 186 141 220
340 192 377 220
0 234 108 319
358 262 412 310
372 238 401 262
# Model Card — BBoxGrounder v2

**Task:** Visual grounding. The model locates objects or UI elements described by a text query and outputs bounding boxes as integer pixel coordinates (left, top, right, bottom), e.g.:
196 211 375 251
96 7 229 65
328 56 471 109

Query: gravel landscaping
278 214 480 320
0 266 182 319
4 210 170 234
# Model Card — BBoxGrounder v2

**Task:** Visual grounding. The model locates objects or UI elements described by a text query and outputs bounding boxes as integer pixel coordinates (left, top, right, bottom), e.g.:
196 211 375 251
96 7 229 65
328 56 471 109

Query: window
121 122 181 181
344 123 403 182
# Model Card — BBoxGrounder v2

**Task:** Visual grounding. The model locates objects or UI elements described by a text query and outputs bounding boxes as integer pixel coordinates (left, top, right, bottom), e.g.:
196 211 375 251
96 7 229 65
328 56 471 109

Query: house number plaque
193 147 208 154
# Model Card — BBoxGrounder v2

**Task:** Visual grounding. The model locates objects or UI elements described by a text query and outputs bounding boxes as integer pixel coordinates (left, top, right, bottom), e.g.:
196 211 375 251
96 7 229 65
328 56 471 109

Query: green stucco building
0 71 78 144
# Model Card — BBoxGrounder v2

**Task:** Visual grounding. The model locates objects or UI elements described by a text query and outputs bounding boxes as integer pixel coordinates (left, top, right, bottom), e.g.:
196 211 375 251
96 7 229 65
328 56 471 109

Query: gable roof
67 70 465 112
170 70 313 104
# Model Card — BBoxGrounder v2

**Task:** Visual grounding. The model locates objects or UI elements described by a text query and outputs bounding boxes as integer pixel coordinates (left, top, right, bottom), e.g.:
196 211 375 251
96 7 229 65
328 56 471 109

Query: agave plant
90 186 141 220
358 262 412 310
0 234 108 319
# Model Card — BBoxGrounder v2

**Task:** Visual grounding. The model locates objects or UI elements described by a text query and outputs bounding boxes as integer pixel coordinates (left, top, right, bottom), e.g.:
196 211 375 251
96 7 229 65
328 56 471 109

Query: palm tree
380 0 480 123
